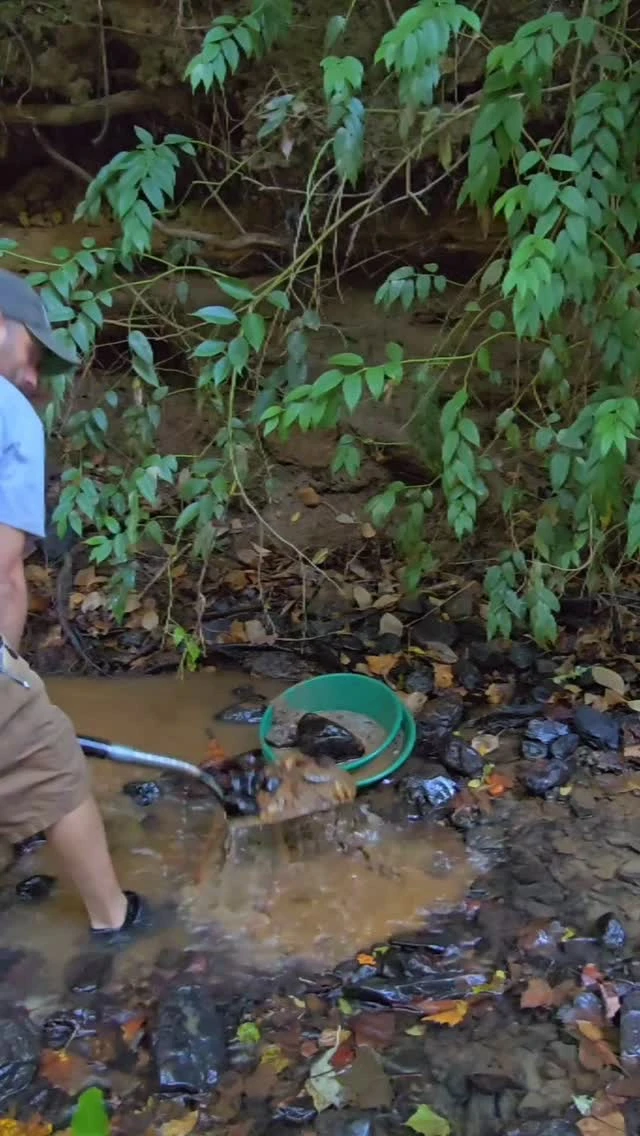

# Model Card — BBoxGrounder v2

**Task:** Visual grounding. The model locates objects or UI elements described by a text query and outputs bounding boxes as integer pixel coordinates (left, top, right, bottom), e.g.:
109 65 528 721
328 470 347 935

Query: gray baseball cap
0 268 79 375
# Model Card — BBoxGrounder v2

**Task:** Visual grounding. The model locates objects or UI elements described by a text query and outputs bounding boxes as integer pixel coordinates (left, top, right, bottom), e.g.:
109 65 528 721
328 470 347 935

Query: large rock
153 985 227 1093
0 1003 39 1105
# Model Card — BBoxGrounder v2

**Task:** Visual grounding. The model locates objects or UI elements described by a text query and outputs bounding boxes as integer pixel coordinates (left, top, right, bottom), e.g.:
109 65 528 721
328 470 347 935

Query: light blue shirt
0 375 45 540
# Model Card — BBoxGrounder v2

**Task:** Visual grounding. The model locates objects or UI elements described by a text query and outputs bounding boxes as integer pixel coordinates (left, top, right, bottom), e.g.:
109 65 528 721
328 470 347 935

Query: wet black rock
525 719 570 745
620 990 640 1072
521 759 573 796
123 780 162 807
596 913 627 951
65 952 114 994
405 665 435 696
272 1100 318 1125
550 733 579 760
13 832 46 858
442 739 484 779
454 659 483 692
375 632 402 654
216 698 266 726
510 642 537 671
42 1015 76 1050
414 697 465 759
0 1003 39 1105
573 705 621 750
411 614 458 649
403 774 458 815
153 984 227 1092
468 642 506 671
507 1121 580 1136
296 713 364 761
16 874 56 901
521 739 550 761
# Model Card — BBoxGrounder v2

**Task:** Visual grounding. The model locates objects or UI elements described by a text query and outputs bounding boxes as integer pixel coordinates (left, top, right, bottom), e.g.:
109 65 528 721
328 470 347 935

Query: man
0 267 143 939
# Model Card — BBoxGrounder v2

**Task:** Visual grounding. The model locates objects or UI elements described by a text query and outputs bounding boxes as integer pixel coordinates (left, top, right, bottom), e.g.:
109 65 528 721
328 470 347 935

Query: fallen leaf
577 1113 625 1136
423 1001 468 1027
486 771 514 798
300 1039 319 1059
573 1096 595 1116
353 1011 395 1050
600 982 621 1022
305 1049 348 1112
372 593 399 609
582 964 605 987
0 1122 52 1136
120 1013 147 1048
365 654 401 677
298 486 321 507
81 590 106 613
400 691 428 716
225 569 249 592
339 1044 391 1107
520 978 555 1009
290 511 301 523
433 664 454 690
236 1022 261 1044
591 666 626 695
206 738 227 764
578 1021 603 1042
353 585 373 610
336 513 356 524
579 1036 621 1072
471 733 500 757
405 1105 451 1136
245 619 269 645
229 619 248 643
338 998 353 1015
141 608 160 631
486 681 514 706
361 522 376 539
331 1040 356 1071
319 1027 352 1049
40 1049 91 1094
260 1045 290 1074
74 566 98 588
379 612 403 637
160 1114 199 1136
405 1024 426 1037
356 952 376 966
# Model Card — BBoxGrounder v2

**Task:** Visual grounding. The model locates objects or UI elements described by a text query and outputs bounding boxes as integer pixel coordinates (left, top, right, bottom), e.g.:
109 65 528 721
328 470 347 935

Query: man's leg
46 796 127 930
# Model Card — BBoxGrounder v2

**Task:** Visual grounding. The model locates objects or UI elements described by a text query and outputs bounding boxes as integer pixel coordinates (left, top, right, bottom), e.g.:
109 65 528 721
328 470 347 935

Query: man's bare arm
0 523 27 648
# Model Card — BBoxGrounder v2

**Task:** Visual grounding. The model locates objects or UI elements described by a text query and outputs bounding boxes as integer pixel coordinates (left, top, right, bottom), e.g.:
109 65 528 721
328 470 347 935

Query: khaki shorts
0 640 90 844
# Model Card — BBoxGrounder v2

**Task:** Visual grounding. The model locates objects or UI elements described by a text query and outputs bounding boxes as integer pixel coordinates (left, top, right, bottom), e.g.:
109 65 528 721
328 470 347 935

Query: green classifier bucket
259 673 416 785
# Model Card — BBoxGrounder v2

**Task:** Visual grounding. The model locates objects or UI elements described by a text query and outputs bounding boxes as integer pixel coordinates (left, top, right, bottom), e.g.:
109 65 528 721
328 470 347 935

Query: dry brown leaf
591 666 626 696
141 608 160 631
160 1113 199 1136
434 664 454 690
81 591 106 613
120 1013 147 1048
486 681 514 706
423 641 458 665
365 654 401 677
577 1113 625 1136
471 733 500 757
225 569 249 592
486 771 513 797
361 522 376 539
372 593 399 609
74 566 98 588
245 619 269 645
298 486 322 507
237 547 259 566
400 691 428 716
229 620 248 643
579 1036 621 1072
353 1011 396 1050
520 978 555 1009
25 564 52 587
319 1027 352 1048
600 982 621 1022
353 585 373 610
0 1120 52 1136
123 592 142 613
356 952 376 966
582 964 605 987
40 1049 91 1094
379 612 403 637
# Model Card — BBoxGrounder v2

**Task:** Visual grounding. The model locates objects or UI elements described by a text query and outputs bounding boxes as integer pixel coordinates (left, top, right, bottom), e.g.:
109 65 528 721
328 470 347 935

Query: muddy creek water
0 670 473 1002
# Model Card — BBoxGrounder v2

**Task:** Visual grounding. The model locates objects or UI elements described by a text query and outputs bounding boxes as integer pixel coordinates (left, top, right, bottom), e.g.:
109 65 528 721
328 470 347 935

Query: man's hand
0 523 27 648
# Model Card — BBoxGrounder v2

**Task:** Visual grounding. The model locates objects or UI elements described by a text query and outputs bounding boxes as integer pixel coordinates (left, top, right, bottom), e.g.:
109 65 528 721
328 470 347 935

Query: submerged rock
574 705 621 750
15 874 56 901
620 990 640 1072
414 697 465 759
549 733 579 760
521 759 573 797
153 984 227 1093
442 740 484 779
42 1015 77 1050
0 1003 39 1105
405 665 435 696
123 780 162 807
403 774 458 814
296 713 365 761
525 719 570 746
65 952 114 995
215 698 266 726
595 912 627 951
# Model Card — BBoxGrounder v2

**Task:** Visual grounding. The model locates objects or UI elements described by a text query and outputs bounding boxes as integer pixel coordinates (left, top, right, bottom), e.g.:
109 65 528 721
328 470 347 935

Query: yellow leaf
423 1001 468 1027
357 952 376 966
260 1044 290 1073
365 654 401 677
160 1114 199 1136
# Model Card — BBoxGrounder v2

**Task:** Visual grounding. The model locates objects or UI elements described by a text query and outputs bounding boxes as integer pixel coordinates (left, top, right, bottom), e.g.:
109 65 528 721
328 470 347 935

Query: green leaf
559 186 587 214
405 1105 451 1136
228 335 249 371
236 1021 261 1044
217 278 256 302
193 305 238 325
480 259 504 293
325 14 347 50
72 1088 110 1136
547 153 578 173
329 352 364 367
527 173 558 214
128 330 154 365
343 371 363 412
549 450 571 490
266 290 291 310
242 312 267 352
176 501 201 531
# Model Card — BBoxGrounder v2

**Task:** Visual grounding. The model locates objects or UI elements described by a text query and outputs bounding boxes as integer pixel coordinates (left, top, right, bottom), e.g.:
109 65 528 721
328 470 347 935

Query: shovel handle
77 735 226 802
